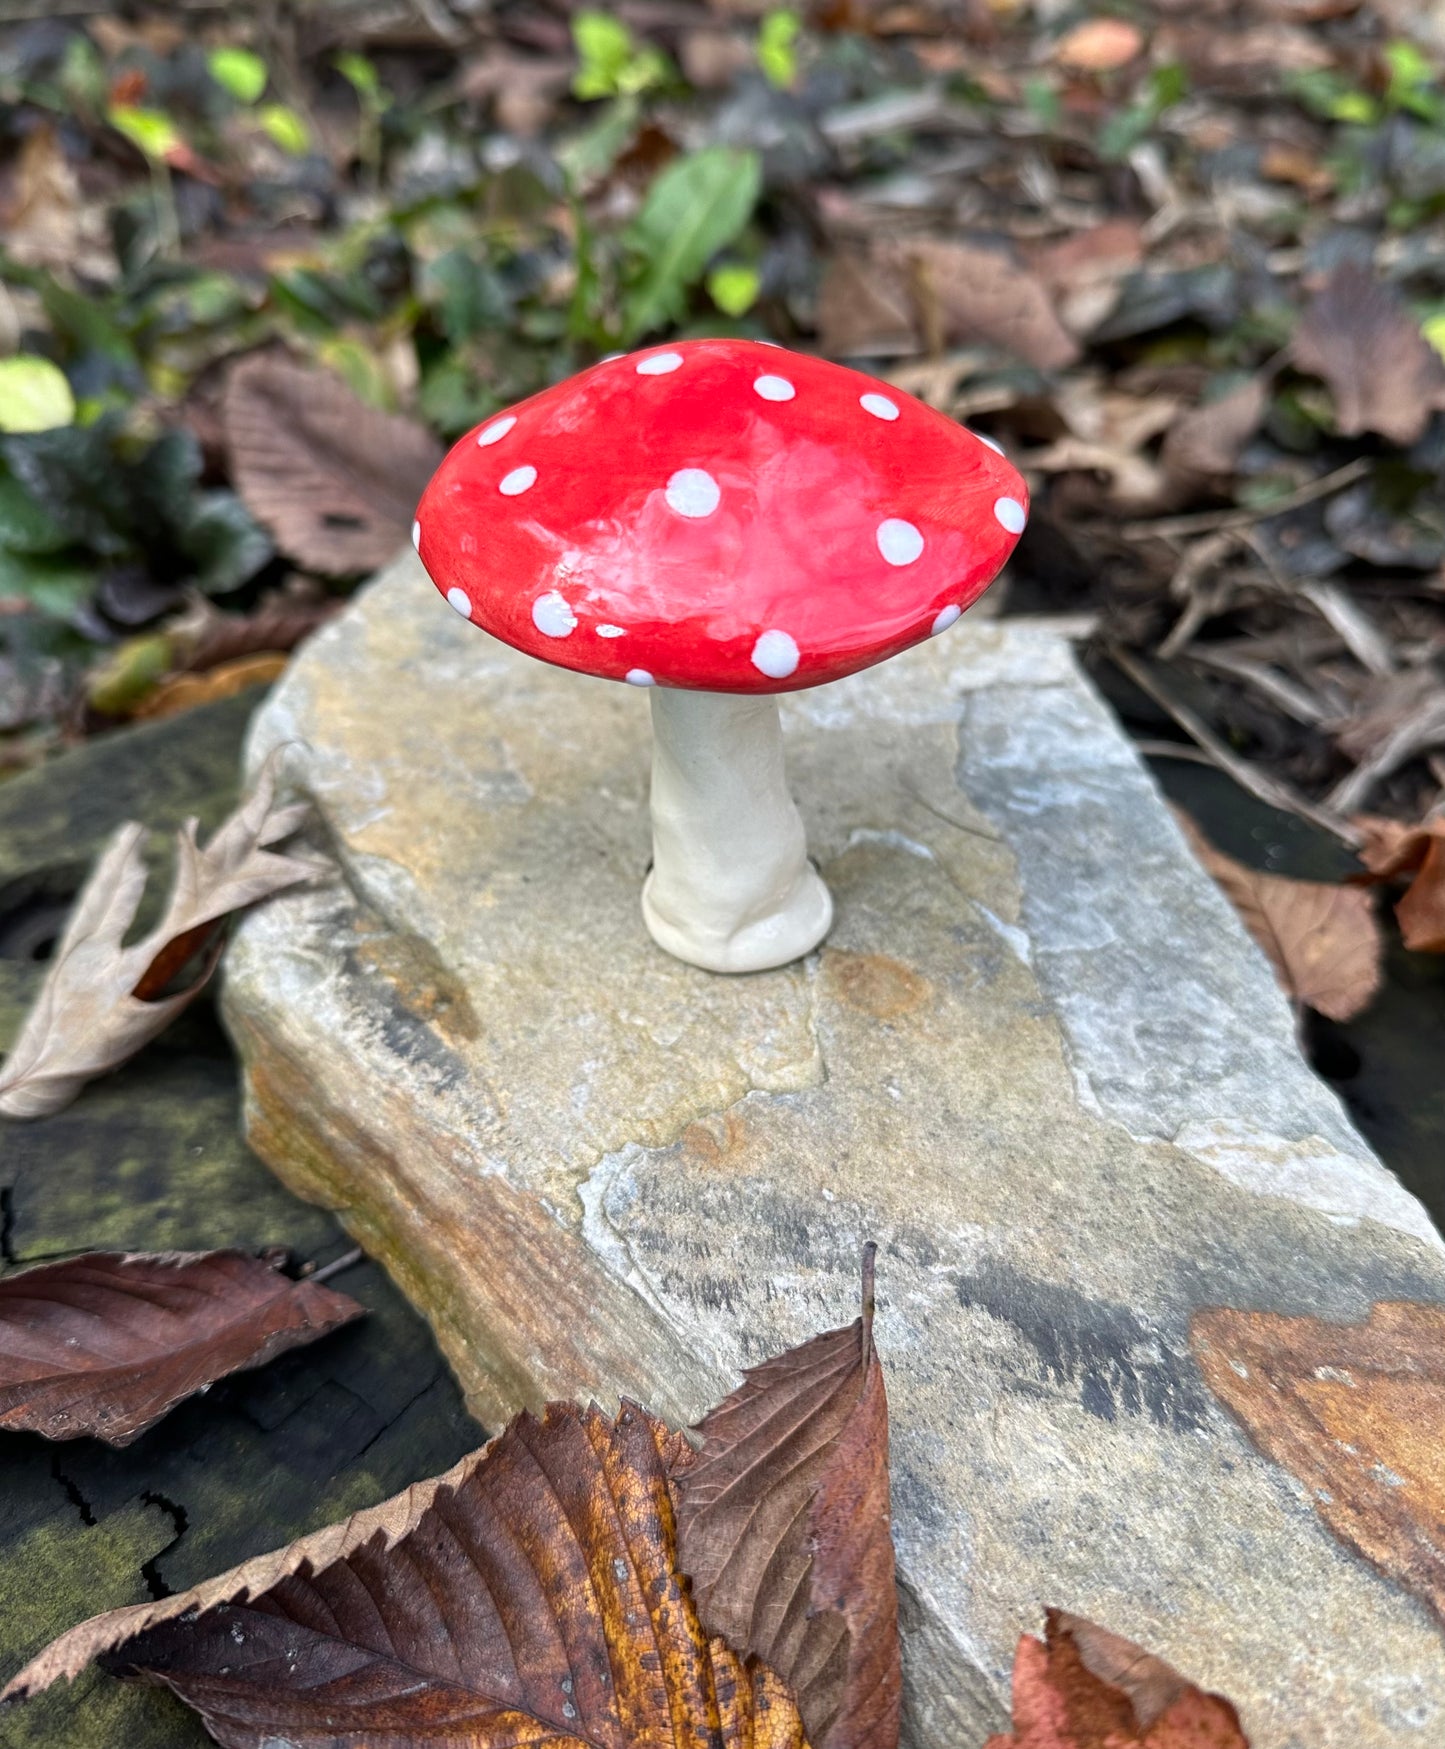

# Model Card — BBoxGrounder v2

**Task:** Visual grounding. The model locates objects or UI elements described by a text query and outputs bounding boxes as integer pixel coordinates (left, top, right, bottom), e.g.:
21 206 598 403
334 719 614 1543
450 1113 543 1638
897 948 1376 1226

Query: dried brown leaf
1193 1300 1445 1626
132 653 290 722
0 1251 362 1447
0 754 322 1120
901 239 1081 372
816 251 917 358
675 1248 899 1749
1353 814 1445 952
982 1609 1249 1748
222 353 443 576
1161 378 1268 479
4 1400 810 1749
1175 811 1382 1020
1292 261 1445 447
0 123 114 282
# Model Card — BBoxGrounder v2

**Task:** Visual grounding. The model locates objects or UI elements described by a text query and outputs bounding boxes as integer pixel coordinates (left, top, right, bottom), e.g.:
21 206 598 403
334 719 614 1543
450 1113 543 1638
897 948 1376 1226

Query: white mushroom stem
641 689 833 974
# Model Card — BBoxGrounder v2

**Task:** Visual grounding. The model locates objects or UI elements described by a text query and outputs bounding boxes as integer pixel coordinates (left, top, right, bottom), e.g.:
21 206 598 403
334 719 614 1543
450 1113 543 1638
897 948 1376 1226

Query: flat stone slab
224 551 1445 1748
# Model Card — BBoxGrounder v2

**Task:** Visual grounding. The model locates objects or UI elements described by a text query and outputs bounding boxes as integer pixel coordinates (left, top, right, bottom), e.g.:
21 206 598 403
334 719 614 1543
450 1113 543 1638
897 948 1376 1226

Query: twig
1185 647 1328 726
1108 645 1362 846
307 1246 365 1285
1120 457 1371 542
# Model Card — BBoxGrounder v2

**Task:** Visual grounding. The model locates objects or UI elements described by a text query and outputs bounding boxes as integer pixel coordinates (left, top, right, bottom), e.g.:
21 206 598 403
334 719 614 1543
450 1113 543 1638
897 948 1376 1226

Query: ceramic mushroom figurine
413 339 1027 974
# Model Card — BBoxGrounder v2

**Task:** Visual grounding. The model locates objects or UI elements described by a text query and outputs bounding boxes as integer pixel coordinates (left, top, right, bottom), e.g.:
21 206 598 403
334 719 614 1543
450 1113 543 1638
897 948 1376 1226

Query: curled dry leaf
0 1250 363 1447
1193 1300 1445 1628
222 352 443 576
901 239 1081 372
4 1400 811 1748
1353 814 1445 952
1174 810 1382 1021
132 651 290 721
1292 261 1445 447
0 753 323 1120
675 1246 900 1749
983 1608 1249 1748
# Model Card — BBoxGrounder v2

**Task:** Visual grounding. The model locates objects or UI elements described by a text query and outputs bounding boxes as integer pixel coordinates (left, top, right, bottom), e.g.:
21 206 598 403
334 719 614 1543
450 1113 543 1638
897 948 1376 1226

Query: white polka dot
597 624 625 638
500 465 537 496
995 496 1026 534
446 587 472 619
751 629 799 679
477 415 516 447
625 669 654 686
411 519 421 549
860 393 899 422
977 432 1004 455
753 374 795 402
637 352 683 375
877 519 923 566
665 468 720 518
931 604 961 636
532 592 576 637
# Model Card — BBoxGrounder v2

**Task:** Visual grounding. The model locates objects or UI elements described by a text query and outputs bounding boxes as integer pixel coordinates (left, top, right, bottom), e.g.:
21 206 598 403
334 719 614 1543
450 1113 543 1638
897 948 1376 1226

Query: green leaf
0 473 68 554
571 10 669 99
86 633 175 714
179 493 273 595
707 263 761 317
420 250 512 342
621 148 762 341
258 104 312 155
0 548 95 621
335 51 388 107
757 11 800 90
558 94 643 185
107 105 182 161
0 359 76 435
208 47 268 104
1423 312 1445 361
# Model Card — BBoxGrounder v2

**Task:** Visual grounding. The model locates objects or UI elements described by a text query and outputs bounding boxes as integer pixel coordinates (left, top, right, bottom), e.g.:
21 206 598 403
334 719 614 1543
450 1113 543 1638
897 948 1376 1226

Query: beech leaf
222 352 443 575
674 1245 900 1749
983 1609 1249 1749
1292 260 1445 447
0 1250 364 1447
1175 811 1382 1021
3 1401 811 1748
0 752 323 1120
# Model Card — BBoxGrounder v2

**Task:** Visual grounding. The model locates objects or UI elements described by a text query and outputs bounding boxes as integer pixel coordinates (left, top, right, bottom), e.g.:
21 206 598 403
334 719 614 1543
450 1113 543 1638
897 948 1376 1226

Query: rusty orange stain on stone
1193 1299 1445 1625
824 951 932 1022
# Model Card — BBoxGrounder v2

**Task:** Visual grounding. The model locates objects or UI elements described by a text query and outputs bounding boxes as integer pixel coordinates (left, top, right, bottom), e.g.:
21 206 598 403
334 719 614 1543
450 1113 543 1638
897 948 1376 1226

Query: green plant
757 11 801 90
571 11 671 101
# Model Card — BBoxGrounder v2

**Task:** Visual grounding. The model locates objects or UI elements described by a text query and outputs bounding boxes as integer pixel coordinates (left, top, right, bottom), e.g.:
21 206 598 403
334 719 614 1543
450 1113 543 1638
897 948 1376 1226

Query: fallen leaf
816 251 917 358
0 754 322 1120
0 1251 363 1447
1053 19 1145 72
1030 220 1145 337
1161 377 1268 479
1175 811 1382 1020
1292 261 1445 447
222 353 443 576
675 1246 900 1749
0 123 115 283
983 1608 1249 1748
901 240 1081 371
1353 814 1445 952
1193 1300 1445 1626
167 594 339 674
132 652 290 721
5 1405 811 1747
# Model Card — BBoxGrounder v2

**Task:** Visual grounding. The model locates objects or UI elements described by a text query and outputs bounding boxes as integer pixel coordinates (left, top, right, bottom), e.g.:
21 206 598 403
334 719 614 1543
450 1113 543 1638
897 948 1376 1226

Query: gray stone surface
224 552 1445 1749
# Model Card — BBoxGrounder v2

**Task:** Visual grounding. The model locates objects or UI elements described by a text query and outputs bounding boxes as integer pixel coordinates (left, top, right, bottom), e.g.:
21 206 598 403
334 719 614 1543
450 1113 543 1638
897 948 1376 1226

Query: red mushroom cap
414 339 1028 693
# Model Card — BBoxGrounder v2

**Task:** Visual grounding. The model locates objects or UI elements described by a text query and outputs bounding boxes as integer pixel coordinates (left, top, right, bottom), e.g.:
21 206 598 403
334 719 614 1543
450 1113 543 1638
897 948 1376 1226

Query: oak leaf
1193 1300 1445 1628
1352 814 1445 953
222 352 443 576
1292 261 1445 447
675 1246 900 1749
984 1609 1249 1748
0 1250 363 1446
3 1400 811 1749
1174 811 1382 1020
0 754 323 1120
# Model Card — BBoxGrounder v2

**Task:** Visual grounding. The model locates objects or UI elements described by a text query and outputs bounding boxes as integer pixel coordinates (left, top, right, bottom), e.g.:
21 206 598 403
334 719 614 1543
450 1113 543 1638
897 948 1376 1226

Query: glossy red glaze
414 338 1028 693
